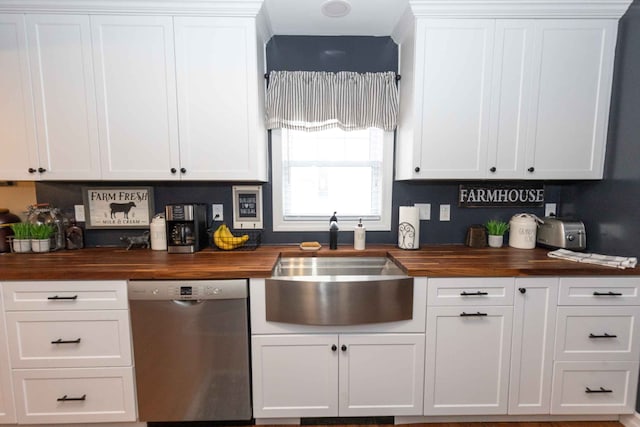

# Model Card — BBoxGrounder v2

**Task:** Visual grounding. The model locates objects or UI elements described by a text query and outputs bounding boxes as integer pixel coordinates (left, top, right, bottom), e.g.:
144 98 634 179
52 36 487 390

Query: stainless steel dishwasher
128 279 251 422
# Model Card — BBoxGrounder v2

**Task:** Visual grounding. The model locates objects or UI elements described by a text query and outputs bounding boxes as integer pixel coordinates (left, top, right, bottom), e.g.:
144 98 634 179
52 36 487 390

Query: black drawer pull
331 344 337 352
47 295 78 301
341 344 347 352
460 312 488 317
593 291 623 296
460 291 488 296
51 338 81 344
585 387 612 394
57 394 86 402
589 333 617 339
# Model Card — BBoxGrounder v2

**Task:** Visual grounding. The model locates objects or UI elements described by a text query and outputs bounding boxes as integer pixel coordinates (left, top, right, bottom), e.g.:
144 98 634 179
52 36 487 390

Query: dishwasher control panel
128 279 248 301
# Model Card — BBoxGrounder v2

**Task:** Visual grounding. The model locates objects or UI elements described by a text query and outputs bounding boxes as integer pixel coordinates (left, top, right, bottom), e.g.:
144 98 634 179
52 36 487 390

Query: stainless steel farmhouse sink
266 257 413 326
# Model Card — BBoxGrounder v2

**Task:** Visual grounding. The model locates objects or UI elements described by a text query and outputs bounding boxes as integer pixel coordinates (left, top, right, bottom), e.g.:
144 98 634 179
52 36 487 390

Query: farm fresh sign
83 187 154 229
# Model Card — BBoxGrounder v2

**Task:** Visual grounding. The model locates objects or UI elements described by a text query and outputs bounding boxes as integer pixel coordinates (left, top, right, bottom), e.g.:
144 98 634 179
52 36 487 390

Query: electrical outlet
414 203 431 220
74 205 85 222
212 204 224 222
545 203 557 217
439 204 451 221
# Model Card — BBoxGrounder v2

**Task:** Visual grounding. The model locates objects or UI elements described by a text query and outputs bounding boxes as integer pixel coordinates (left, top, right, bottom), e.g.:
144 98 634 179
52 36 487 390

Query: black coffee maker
165 204 208 253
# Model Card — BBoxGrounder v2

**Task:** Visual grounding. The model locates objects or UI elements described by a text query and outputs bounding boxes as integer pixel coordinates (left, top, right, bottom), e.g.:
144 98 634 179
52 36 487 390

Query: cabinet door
251 335 338 418
509 278 558 414
0 14 38 181
26 15 101 180
413 19 495 179
424 306 513 415
92 15 180 180
174 17 267 181
339 334 424 416
486 20 534 179
0 287 17 423
525 20 617 179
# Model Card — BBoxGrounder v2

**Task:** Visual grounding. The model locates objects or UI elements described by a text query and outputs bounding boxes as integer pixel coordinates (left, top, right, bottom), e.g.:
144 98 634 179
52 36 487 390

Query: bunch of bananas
213 224 249 250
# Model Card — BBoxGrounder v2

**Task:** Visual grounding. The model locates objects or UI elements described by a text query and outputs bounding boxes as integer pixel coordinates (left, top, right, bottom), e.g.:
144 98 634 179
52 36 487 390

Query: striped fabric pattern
265 70 399 132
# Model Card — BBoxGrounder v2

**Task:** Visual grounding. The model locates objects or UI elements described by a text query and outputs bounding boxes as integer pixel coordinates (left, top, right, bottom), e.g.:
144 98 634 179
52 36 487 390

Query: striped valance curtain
265 71 399 132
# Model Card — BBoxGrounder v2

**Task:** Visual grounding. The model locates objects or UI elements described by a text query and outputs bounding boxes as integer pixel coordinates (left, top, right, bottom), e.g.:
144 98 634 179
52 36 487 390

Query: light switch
439 204 451 221
74 205 85 222
414 203 431 220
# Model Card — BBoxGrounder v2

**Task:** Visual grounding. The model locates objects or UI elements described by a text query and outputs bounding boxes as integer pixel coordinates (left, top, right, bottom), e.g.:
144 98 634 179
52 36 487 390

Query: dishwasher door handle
172 299 204 307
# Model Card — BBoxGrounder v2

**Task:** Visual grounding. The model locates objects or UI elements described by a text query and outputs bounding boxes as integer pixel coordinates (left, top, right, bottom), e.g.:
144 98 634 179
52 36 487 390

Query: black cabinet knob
38 167 46 173
28 168 37 173
170 168 177 174
331 344 337 352
519 288 526 294
528 167 535 173
490 167 496 173
341 345 347 352
414 167 420 173
180 167 187 174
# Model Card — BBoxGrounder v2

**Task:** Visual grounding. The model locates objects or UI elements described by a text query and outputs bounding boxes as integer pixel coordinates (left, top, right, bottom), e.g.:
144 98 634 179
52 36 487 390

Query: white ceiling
263 0 409 36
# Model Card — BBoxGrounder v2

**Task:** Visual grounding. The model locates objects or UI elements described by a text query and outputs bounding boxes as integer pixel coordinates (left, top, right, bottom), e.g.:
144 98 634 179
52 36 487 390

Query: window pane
281 128 384 220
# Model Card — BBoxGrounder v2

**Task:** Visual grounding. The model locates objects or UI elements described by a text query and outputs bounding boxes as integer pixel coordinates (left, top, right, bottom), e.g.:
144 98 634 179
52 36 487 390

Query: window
272 128 393 231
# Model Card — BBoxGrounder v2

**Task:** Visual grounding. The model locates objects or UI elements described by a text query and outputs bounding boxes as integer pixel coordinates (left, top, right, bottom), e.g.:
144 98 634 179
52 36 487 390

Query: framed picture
83 187 154 229
232 185 263 230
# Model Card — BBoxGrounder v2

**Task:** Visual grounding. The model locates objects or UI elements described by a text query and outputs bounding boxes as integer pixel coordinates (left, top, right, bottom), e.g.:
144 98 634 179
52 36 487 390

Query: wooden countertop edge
0 244 637 280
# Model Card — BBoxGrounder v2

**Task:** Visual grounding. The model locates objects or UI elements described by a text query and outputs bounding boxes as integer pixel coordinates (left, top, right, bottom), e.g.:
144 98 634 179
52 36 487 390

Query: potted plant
30 223 55 253
485 219 509 248
10 223 32 253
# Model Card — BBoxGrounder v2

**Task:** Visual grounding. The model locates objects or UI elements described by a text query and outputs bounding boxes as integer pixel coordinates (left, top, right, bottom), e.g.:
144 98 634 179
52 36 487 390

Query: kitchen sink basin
266 257 413 326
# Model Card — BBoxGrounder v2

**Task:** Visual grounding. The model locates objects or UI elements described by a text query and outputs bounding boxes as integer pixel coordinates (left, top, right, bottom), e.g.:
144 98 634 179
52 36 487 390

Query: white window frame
271 128 394 232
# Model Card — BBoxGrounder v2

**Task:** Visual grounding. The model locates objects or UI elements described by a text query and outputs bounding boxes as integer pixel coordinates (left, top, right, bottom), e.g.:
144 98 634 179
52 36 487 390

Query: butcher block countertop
0 244 638 281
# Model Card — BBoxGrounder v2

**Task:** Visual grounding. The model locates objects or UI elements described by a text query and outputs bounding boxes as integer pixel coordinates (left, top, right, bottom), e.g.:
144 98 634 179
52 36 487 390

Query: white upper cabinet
0 14 38 181
525 20 617 179
394 1 630 180
174 17 267 181
26 14 101 180
92 15 180 180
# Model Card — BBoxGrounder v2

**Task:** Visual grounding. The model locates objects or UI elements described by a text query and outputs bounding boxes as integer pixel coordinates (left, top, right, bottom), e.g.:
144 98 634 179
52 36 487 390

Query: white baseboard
621 412 640 427
395 414 618 424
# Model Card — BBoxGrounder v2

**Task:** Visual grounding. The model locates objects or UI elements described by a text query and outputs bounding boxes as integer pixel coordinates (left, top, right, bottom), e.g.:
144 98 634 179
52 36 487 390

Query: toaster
536 217 586 250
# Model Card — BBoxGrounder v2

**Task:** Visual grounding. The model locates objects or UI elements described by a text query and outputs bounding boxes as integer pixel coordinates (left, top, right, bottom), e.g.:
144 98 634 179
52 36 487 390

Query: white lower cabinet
424 305 513 415
0 287 16 423
508 278 558 414
1 280 136 424
252 333 425 418
550 277 640 415
551 361 638 414
12 367 136 424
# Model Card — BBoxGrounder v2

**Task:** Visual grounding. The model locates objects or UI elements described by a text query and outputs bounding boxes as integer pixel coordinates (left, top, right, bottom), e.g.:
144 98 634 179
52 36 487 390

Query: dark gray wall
35 35 563 248
563 2 640 260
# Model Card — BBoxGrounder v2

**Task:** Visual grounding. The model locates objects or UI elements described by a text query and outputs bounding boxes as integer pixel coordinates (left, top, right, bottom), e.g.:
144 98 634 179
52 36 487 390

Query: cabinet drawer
558 277 640 306
2 281 128 311
6 310 132 368
427 278 514 306
555 307 640 361
551 361 638 414
13 367 136 424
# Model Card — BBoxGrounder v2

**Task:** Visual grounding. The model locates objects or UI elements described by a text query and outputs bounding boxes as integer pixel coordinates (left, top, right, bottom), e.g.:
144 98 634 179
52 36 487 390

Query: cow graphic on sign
110 202 137 219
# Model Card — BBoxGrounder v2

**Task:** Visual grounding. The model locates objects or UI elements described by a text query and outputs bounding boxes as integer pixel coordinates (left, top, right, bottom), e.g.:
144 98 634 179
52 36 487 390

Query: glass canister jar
26 204 68 251
0 208 21 253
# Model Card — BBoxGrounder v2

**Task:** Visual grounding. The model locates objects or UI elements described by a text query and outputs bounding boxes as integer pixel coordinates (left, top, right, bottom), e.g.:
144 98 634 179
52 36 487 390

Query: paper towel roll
398 206 420 250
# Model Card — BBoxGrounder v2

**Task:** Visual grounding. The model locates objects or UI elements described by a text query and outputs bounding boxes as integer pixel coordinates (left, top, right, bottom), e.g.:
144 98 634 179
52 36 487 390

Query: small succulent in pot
10 223 32 240
31 223 55 240
485 219 509 248
30 223 55 253
485 219 509 236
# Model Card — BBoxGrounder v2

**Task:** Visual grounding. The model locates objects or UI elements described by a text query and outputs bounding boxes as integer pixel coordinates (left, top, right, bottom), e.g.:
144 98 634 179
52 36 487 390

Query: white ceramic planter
12 239 31 253
31 239 50 253
488 235 504 248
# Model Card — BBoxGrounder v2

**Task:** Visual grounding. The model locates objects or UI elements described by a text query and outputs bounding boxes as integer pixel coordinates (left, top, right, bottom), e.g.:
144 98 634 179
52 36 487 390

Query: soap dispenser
329 212 339 250
354 218 366 250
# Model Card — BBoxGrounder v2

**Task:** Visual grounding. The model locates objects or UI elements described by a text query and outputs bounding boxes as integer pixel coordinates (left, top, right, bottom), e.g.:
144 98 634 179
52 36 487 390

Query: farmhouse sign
458 183 545 208
83 187 154 229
